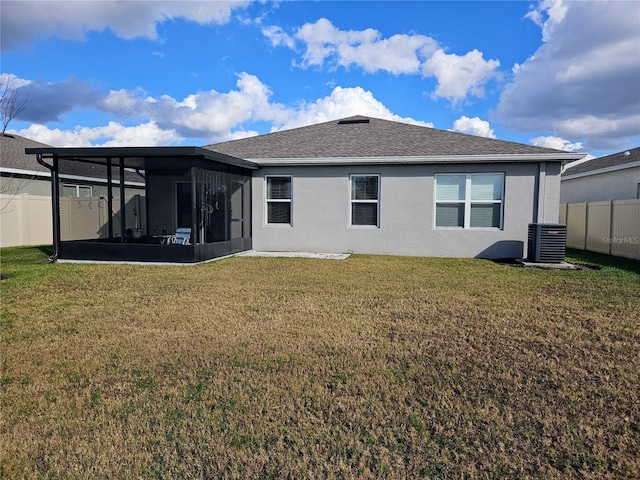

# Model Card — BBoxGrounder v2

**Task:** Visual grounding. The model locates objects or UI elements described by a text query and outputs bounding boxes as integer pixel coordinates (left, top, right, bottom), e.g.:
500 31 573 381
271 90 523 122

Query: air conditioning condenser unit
527 223 567 263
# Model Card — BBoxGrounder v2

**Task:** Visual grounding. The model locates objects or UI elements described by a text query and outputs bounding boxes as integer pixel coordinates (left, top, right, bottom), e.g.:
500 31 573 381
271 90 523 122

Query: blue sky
2 0 639 158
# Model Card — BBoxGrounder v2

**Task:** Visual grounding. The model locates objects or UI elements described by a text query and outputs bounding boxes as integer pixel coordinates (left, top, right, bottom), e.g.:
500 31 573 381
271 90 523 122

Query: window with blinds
351 175 379 227
435 173 503 229
266 176 292 225
62 184 93 198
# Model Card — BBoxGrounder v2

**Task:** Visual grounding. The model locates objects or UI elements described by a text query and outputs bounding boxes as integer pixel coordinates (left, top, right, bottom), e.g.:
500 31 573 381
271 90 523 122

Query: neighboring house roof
1 132 53 175
204 115 583 165
1 133 145 185
562 146 640 178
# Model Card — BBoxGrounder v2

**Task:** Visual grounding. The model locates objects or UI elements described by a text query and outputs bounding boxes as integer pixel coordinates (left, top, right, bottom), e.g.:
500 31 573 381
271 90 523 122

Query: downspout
537 162 547 223
532 161 547 224
35 153 60 262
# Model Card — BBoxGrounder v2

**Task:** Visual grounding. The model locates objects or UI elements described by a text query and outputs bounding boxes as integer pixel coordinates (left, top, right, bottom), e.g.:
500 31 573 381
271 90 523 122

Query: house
560 147 640 203
205 116 582 259
1 133 145 198
559 147 640 260
25 115 583 263
1 133 56 197
1 133 145 247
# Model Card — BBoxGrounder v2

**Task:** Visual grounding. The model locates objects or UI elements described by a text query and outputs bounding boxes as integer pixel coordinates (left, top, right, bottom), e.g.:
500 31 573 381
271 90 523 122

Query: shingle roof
1 134 144 183
562 146 640 176
204 115 573 160
1 133 53 174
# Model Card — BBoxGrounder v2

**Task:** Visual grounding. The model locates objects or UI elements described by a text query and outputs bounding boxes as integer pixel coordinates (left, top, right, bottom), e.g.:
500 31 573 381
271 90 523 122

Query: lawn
1 247 639 479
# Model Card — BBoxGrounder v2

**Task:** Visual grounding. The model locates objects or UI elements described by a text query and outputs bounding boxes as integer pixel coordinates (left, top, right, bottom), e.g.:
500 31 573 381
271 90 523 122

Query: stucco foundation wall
251 162 554 259
561 167 640 203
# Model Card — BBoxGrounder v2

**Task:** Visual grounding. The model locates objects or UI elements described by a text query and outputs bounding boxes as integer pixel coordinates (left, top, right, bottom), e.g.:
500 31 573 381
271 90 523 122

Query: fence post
19 193 28 246
607 199 613 255
583 201 588 250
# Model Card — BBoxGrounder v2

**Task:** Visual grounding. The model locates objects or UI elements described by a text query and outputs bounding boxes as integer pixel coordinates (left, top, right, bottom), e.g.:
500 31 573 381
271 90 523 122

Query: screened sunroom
26 147 257 263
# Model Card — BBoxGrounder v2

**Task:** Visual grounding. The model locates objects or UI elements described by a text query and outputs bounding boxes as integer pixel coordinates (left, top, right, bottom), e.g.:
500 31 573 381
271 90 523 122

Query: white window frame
434 173 504 229
62 184 93 198
265 175 292 226
350 174 380 228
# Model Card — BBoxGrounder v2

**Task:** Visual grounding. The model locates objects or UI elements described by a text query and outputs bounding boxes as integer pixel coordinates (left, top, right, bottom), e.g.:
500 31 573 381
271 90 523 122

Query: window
266 176 292 224
350 175 379 226
62 184 92 197
435 173 503 228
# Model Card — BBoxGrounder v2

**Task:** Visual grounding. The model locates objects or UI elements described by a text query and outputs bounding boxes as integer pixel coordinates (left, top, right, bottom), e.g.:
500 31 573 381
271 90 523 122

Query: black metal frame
27 147 258 264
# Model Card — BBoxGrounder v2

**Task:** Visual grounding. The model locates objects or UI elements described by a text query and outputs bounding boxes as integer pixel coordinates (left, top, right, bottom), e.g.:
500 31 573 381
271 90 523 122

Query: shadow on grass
566 248 640 275
37 245 55 258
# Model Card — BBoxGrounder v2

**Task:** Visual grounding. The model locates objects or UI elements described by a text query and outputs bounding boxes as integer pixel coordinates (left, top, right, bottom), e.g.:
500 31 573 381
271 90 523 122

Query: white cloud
452 116 496 139
0 73 31 89
263 18 497 103
493 0 640 151
262 25 296 49
525 0 568 42
97 73 289 141
530 135 583 152
12 121 182 147
292 18 437 75
1 0 251 51
271 86 433 132
422 49 500 103
10 73 432 146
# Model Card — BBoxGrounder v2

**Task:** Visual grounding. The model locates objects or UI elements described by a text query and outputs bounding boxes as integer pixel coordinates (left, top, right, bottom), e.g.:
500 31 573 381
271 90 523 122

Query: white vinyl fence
1 193 141 248
1 193 53 247
559 200 640 260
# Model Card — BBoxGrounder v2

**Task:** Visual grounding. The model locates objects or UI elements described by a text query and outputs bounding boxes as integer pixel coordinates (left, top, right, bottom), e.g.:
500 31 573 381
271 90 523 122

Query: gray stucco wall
539 161 562 223
0 175 51 196
251 162 560 259
560 167 640 203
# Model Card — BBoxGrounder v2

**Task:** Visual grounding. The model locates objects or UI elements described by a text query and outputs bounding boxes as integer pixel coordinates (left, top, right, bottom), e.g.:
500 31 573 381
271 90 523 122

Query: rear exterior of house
22 116 583 262
250 163 560 259
207 116 582 259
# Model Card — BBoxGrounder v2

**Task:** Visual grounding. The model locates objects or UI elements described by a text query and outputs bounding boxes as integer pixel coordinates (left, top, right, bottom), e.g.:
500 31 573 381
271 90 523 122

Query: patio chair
168 227 191 245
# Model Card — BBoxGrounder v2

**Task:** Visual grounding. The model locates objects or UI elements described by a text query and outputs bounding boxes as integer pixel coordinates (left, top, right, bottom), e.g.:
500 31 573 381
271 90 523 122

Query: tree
1 75 27 138
1 76 31 207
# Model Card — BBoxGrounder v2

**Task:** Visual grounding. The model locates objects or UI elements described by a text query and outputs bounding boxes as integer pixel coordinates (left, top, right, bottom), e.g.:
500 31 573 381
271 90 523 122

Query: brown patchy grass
1 247 639 479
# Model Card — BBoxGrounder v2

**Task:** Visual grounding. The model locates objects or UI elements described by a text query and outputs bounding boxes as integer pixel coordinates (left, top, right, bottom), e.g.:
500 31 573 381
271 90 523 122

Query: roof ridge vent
338 119 370 125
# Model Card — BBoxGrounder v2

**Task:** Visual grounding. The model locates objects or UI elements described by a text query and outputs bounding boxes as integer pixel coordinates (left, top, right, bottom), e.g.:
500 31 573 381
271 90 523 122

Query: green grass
1 246 639 479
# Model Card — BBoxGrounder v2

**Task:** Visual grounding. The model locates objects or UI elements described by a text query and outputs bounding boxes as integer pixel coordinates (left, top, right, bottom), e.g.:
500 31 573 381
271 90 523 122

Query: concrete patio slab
237 251 350 260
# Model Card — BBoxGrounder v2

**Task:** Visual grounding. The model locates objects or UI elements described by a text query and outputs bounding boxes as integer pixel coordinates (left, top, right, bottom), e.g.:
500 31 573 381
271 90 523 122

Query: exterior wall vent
338 119 370 125
527 223 567 263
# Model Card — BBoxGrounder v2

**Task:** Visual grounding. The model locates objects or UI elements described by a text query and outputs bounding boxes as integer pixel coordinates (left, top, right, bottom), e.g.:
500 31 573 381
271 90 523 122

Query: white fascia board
561 161 640 181
0 167 51 178
250 153 585 167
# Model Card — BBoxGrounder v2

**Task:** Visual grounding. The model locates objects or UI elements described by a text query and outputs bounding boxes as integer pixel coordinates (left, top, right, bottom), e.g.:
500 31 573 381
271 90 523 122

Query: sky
1 0 639 158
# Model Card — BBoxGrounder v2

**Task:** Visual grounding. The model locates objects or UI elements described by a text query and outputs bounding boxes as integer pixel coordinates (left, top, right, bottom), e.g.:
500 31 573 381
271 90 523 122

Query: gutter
35 154 59 263
249 152 586 167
